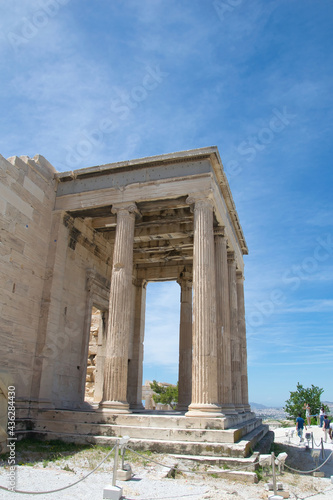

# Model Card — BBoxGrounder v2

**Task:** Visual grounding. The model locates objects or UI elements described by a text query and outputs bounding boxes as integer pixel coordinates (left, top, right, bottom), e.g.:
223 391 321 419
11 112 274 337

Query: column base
220 403 238 415
185 403 224 418
242 404 252 412
235 404 246 413
98 400 131 413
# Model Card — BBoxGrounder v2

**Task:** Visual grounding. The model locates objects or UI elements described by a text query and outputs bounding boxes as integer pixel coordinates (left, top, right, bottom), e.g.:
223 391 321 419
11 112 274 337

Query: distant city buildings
252 407 287 420
252 402 333 421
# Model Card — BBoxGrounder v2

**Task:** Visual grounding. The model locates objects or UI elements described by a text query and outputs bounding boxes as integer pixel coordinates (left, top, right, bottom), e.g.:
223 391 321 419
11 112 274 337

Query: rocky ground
0 425 332 499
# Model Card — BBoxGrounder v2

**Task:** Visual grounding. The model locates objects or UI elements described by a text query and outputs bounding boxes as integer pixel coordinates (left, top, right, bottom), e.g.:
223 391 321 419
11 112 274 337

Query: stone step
15 408 268 457
15 418 261 444
206 470 259 483
16 423 268 457
16 408 258 431
233 424 270 458
15 411 262 444
170 451 260 470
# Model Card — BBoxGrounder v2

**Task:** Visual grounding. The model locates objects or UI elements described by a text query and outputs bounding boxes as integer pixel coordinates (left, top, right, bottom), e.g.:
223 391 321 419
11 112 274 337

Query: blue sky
1 1 332 407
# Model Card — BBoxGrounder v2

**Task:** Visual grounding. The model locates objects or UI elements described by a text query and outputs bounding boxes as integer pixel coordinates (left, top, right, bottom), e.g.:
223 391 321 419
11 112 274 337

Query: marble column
100 203 138 412
236 271 251 411
176 271 192 411
215 229 236 414
185 195 222 417
228 252 243 412
127 278 147 410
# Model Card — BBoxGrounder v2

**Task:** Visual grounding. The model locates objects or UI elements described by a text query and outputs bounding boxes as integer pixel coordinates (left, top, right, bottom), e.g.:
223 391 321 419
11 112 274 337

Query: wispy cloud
253 359 333 367
306 210 333 228
281 299 333 314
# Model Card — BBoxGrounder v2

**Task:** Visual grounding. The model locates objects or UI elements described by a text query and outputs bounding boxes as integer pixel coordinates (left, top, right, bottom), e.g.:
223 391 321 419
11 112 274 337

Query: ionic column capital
111 202 141 218
133 277 148 289
236 270 245 282
227 251 235 263
214 226 226 238
177 269 192 288
186 191 214 212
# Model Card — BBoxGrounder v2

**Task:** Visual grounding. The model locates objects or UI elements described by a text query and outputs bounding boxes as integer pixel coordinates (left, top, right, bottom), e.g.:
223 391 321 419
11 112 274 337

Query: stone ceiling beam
98 222 193 242
91 216 117 229
134 221 193 240
136 263 188 281
134 240 193 255
135 215 192 228
137 197 188 212
133 250 193 264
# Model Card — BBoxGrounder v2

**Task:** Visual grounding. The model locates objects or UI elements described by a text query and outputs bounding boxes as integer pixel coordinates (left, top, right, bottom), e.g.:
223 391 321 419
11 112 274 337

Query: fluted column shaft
186 195 221 417
127 279 147 409
176 273 192 411
215 230 236 414
100 203 137 412
228 252 243 412
236 272 250 411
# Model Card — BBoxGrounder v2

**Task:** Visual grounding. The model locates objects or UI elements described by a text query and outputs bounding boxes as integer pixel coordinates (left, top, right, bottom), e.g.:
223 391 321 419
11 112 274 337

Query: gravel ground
0 425 332 500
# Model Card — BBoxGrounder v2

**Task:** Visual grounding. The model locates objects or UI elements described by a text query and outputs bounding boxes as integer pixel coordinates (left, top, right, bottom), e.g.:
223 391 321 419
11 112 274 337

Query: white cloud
281 299 333 314
306 210 333 228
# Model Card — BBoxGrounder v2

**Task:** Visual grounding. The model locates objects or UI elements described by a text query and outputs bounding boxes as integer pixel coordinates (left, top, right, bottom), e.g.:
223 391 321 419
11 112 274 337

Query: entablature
54 147 247 272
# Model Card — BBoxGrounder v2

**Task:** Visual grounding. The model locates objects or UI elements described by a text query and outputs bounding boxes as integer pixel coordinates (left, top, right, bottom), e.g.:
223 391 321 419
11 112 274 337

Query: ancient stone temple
0 146 268 456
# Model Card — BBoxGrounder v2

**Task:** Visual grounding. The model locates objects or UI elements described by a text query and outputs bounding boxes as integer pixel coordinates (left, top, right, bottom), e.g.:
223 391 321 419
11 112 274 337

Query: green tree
150 380 178 409
284 383 329 421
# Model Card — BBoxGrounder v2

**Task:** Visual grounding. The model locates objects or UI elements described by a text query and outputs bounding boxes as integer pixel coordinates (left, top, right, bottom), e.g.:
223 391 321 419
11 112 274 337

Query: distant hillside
323 401 333 411
250 402 268 409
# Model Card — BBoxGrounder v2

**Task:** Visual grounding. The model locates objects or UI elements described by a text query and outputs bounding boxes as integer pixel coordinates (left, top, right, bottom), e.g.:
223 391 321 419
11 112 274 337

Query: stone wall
0 154 113 410
0 154 56 404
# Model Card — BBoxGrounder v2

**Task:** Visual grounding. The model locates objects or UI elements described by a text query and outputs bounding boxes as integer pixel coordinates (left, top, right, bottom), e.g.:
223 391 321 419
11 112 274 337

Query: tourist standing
296 413 305 443
323 415 330 443
319 406 325 427
304 403 311 427
329 421 333 443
